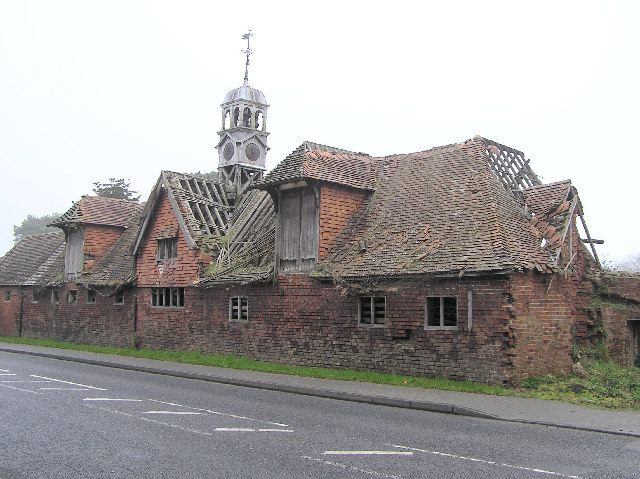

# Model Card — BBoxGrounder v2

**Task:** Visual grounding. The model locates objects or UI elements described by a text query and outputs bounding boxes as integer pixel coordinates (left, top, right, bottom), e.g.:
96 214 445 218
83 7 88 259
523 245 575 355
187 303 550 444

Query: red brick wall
83 225 124 271
318 185 367 261
136 275 513 384
0 287 20 336
136 192 201 287
4 284 135 347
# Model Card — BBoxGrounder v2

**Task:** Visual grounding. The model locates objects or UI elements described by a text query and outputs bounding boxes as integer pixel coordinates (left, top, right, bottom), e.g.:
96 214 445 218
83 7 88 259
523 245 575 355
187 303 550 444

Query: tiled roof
82 211 144 286
322 137 557 278
523 180 571 215
0 232 65 286
255 141 375 189
50 196 143 228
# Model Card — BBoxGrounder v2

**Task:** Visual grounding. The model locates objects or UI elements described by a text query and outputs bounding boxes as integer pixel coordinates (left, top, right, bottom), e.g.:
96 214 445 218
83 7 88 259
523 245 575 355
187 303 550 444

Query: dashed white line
324 451 413 456
257 428 294 433
142 411 203 415
390 445 584 479
0 383 41 394
148 399 289 427
0 373 17 376
31 375 106 391
40 387 93 391
302 456 405 479
84 404 213 436
83 398 143 402
215 427 255 432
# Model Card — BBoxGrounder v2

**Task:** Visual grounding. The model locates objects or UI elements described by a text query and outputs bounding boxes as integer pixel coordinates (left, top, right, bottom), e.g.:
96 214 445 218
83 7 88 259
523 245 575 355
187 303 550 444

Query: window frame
229 297 248 322
150 287 184 308
3 290 10 302
358 296 386 327
51 290 60 304
157 237 178 262
425 296 458 330
67 289 78 304
31 291 39 304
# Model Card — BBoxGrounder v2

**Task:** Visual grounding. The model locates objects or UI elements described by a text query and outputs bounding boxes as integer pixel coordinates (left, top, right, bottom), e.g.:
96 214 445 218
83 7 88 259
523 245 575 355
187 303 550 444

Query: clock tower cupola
217 30 269 195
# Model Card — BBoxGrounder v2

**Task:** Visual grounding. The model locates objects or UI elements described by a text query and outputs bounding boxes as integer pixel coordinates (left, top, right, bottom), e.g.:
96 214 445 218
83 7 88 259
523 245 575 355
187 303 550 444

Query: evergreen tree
92 178 140 201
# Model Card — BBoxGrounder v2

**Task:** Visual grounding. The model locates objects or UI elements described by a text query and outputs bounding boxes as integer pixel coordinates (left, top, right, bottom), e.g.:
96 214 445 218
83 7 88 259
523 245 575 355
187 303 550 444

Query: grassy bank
2 337 639 410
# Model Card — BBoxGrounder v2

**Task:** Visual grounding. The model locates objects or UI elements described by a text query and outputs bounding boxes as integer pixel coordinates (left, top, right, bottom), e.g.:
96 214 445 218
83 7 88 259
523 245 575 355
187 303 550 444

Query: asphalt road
1 352 639 479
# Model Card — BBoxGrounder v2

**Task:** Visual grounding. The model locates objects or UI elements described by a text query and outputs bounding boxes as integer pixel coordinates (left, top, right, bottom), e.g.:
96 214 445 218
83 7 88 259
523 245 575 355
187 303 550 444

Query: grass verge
2 337 639 410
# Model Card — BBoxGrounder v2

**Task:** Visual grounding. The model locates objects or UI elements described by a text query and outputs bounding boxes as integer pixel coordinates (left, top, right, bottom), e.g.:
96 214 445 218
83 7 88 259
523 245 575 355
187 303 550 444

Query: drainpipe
133 296 138 333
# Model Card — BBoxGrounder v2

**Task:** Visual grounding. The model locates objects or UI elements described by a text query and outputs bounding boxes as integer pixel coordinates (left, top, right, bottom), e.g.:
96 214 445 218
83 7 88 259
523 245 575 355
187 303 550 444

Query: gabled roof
133 171 234 254
0 232 65 286
321 137 558 278
523 180 571 215
255 141 376 190
50 196 143 229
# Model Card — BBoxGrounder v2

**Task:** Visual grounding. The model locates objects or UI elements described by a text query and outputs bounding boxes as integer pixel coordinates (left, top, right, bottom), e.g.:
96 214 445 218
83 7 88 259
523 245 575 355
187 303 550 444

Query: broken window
31 291 39 303
425 296 457 329
150 287 184 308
114 290 124 305
157 237 178 261
68 290 77 304
87 289 96 304
3 290 10 302
51 290 60 303
229 297 248 321
359 296 386 327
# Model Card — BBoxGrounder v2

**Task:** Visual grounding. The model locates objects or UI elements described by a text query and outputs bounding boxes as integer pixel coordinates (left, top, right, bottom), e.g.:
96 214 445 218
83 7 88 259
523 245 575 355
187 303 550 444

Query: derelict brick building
1 56 639 384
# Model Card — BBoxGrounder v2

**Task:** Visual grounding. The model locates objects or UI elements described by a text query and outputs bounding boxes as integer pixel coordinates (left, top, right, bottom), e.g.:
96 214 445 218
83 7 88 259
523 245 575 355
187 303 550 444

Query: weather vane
242 29 253 86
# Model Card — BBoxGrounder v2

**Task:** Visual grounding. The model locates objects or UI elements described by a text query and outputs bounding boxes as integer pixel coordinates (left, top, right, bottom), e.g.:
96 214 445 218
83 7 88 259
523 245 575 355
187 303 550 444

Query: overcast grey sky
1 0 638 264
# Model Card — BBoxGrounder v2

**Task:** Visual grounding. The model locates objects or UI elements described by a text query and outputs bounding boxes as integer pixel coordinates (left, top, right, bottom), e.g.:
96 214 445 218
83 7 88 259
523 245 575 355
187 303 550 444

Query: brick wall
0 287 20 336
83 225 125 271
136 192 201 287
318 185 367 261
136 275 512 384
17 284 135 347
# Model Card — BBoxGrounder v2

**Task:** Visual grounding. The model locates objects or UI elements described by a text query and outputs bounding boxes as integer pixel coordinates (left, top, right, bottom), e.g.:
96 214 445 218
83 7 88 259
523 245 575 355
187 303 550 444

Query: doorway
629 320 640 367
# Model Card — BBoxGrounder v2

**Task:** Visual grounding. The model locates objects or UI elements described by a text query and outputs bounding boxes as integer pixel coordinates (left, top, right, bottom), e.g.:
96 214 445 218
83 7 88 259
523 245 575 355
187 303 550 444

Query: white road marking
142 411 203 415
0 383 41 394
302 456 405 479
84 404 213 436
39 387 93 391
83 398 143 402
391 445 584 479
0 368 10 372
0 373 17 376
148 399 289 427
31 375 106 390
1 380 49 383
324 451 413 456
215 427 255 432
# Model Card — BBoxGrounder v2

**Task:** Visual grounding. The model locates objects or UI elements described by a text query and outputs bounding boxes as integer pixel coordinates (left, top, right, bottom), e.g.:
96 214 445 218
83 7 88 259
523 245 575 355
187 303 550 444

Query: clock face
245 142 260 162
223 143 234 161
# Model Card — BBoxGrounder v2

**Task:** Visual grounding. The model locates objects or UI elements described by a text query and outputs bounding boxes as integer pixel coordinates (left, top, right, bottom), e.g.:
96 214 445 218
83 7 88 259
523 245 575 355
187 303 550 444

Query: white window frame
67 289 77 304
229 297 248 322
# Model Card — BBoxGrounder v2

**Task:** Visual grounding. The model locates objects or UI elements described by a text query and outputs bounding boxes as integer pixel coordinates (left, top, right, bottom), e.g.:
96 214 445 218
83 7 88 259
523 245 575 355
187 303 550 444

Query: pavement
2 342 640 438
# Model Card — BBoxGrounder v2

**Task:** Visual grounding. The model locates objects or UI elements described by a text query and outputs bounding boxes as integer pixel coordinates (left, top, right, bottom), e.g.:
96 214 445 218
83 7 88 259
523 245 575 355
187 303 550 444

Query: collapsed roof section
0 232 65 287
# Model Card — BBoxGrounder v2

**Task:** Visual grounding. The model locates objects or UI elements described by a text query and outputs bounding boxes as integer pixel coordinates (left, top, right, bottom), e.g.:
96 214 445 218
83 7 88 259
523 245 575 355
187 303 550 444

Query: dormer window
157 237 178 261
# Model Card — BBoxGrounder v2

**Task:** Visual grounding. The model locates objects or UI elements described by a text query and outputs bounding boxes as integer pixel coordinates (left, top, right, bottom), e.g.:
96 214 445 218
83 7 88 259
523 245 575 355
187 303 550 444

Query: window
68 290 77 303
87 289 96 304
229 297 248 321
151 287 184 308
425 296 457 329
157 237 178 261
51 290 60 303
31 291 39 303
359 296 386 327
114 290 125 305
3 290 10 302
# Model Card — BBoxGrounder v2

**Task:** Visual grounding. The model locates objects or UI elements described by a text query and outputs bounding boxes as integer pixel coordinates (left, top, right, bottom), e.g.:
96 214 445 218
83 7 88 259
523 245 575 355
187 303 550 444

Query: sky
0 0 638 265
